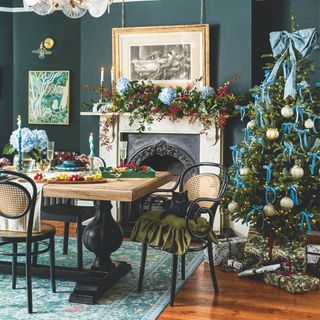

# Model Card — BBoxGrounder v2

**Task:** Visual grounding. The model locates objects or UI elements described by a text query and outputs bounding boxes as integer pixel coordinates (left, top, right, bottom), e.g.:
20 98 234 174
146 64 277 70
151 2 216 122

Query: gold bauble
266 128 280 140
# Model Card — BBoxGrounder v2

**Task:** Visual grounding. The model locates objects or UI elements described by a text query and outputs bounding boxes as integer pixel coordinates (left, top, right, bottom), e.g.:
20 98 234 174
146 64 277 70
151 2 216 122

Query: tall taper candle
89 132 94 158
17 115 22 173
111 65 114 83
100 67 105 85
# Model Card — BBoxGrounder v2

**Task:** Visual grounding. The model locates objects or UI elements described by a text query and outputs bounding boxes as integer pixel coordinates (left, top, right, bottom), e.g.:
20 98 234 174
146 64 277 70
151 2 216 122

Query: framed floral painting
28 70 70 125
112 24 210 88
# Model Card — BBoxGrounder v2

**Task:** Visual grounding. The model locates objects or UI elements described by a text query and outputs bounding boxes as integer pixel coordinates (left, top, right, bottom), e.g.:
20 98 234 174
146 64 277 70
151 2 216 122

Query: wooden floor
49 221 320 320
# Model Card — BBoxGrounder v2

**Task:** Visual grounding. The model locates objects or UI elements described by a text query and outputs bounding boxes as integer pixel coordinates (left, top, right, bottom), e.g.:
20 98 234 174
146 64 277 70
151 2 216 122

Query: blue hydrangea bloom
10 128 35 153
33 129 48 151
10 128 48 153
116 77 130 96
158 88 177 105
197 86 215 100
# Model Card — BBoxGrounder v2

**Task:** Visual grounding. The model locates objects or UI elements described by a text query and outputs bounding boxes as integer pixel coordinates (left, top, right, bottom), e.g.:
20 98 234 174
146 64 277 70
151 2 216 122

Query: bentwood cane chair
0 170 56 314
131 162 228 306
40 156 106 270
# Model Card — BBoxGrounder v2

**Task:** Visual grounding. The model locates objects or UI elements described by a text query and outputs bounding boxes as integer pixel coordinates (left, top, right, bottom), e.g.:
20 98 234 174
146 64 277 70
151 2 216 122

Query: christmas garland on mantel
82 76 240 150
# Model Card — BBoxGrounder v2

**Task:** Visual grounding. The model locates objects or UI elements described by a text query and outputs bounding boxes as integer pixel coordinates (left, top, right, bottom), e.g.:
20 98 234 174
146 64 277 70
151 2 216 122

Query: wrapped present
264 272 319 294
307 244 320 264
204 237 246 266
244 228 307 273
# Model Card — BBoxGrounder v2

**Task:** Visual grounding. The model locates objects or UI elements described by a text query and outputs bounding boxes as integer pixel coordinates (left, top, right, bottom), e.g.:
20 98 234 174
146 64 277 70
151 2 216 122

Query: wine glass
46 141 55 171
119 141 127 166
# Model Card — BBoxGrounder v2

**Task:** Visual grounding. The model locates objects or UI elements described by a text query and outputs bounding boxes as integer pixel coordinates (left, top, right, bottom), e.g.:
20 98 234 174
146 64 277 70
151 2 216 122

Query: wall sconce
32 38 55 60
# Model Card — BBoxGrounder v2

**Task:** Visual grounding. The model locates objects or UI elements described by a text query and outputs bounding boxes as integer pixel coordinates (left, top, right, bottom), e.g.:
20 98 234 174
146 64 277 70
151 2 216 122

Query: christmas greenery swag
82 76 239 150
224 28 320 239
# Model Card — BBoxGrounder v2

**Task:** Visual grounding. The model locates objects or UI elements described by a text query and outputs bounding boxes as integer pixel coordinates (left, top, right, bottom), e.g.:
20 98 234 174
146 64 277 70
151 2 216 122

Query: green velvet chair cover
130 211 218 256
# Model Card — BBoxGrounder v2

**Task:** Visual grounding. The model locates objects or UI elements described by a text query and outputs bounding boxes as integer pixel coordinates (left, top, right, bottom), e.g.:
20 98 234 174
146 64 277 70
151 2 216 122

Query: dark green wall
80 0 253 157
1 0 319 159
0 12 13 153
12 12 81 153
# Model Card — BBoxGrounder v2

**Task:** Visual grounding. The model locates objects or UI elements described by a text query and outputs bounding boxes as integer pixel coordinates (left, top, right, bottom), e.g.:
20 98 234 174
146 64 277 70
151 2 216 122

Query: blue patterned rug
0 237 203 320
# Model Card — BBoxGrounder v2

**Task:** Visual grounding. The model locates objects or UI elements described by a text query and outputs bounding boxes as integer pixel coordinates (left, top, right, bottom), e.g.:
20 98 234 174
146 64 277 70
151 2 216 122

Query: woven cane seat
0 223 55 242
0 184 30 218
183 173 220 208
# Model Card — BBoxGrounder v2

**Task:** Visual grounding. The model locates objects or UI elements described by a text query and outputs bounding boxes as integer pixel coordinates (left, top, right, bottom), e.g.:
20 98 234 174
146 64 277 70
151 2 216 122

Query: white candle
100 67 105 84
111 65 114 83
89 133 94 158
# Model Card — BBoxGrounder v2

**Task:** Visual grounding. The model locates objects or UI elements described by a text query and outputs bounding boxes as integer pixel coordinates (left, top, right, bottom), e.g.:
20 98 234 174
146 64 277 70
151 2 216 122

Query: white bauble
281 105 294 118
247 120 256 129
240 167 250 176
228 201 240 213
263 204 277 217
280 197 294 210
304 119 314 129
266 128 280 140
290 165 304 179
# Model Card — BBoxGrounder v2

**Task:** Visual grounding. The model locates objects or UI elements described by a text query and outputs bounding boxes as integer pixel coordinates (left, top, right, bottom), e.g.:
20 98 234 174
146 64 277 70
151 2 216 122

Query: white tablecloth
0 182 44 233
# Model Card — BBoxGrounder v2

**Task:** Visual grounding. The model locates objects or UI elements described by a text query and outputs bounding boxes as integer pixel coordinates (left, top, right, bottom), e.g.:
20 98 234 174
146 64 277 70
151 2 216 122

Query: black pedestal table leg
69 200 131 304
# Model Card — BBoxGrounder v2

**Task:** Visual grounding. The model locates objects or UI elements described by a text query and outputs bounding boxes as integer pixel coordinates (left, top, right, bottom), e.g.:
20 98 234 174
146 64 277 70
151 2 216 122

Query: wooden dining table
0 171 171 305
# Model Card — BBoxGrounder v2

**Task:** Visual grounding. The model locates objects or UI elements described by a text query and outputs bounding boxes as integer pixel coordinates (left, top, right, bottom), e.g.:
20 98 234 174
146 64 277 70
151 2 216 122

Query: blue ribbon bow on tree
300 211 315 232
293 104 305 123
265 186 280 204
298 80 314 102
287 185 299 205
245 205 264 229
230 145 241 163
261 69 273 104
295 128 310 152
255 108 265 128
263 163 273 184
267 28 317 99
283 141 296 162
250 136 264 153
235 105 249 121
282 122 297 136
307 152 320 174
242 127 252 145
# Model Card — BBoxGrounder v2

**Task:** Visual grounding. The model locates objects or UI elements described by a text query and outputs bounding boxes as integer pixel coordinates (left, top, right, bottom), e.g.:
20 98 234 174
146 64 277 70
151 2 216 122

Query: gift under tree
225 24 320 274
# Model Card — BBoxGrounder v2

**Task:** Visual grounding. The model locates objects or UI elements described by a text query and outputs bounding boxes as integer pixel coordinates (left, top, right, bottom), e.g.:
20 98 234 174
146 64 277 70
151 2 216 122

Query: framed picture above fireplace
112 24 210 88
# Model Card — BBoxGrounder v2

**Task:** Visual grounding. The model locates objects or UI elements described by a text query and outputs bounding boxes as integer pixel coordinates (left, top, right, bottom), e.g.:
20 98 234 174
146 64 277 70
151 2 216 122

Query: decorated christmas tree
225 26 320 240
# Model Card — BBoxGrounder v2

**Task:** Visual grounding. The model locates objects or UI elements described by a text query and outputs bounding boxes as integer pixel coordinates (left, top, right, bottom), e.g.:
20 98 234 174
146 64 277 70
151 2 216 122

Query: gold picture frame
112 24 210 88
28 70 70 125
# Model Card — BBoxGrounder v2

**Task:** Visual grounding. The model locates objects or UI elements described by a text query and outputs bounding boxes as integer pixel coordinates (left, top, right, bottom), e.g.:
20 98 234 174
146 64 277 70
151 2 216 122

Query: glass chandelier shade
23 0 113 18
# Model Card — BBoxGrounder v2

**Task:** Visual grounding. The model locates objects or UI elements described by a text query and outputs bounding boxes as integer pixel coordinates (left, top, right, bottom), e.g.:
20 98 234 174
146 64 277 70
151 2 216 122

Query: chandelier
24 0 114 18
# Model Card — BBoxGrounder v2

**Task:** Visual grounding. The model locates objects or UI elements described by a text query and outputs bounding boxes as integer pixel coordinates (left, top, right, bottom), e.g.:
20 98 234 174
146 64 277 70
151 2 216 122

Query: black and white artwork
130 44 191 81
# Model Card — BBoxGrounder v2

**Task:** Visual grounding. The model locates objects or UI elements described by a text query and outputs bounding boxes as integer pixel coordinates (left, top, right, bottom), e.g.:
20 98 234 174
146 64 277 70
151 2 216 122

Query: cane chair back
0 184 31 219
183 173 221 208
0 170 37 239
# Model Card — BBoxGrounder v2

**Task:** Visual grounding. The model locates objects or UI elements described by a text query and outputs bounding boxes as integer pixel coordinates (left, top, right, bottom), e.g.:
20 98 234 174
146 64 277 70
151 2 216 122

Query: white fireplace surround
82 111 225 234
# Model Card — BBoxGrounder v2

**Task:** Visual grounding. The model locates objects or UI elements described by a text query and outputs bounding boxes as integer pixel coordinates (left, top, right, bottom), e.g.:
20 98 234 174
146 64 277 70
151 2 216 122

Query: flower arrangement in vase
3 128 48 172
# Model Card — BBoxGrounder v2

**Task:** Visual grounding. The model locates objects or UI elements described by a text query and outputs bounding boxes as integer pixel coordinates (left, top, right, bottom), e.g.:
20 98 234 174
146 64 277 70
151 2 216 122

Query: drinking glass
119 141 127 166
46 141 55 171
